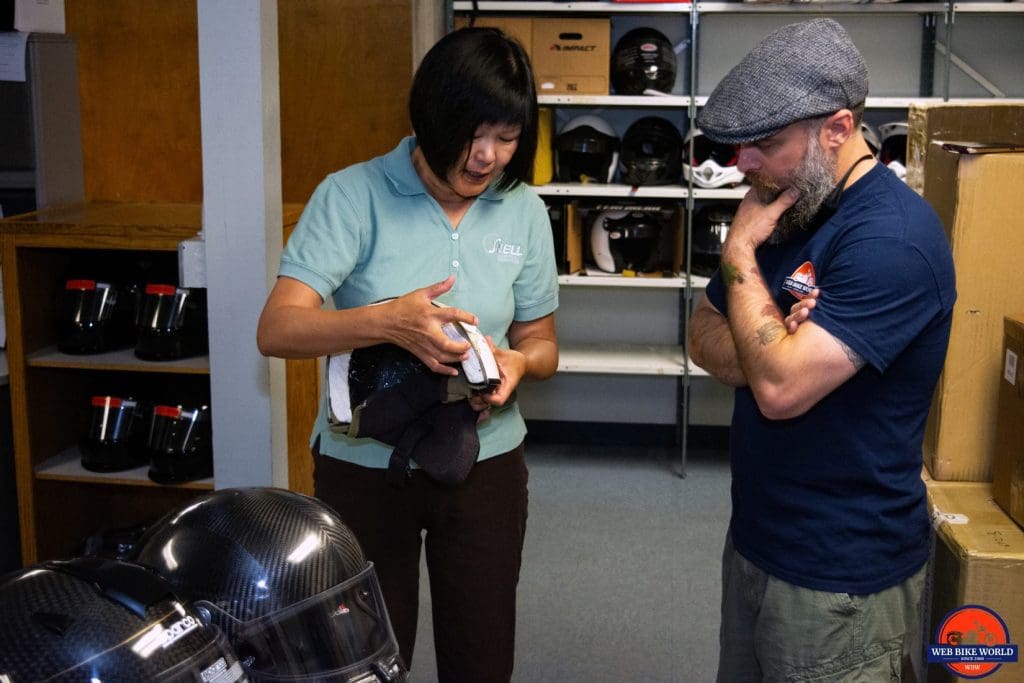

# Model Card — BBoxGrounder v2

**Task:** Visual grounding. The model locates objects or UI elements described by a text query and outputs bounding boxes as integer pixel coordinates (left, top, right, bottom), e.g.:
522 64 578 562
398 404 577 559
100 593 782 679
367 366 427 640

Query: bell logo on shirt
782 261 816 300
483 234 524 263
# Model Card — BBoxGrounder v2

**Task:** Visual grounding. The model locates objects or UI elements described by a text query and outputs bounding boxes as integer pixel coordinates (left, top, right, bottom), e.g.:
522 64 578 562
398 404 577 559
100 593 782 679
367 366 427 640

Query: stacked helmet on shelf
132 487 408 682
860 121 882 157
0 556 248 682
589 208 670 275
682 129 745 189
57 279 139 354
611 27 677 96
76 393 213 485
554 115 620 183
135 284 210 361
879 121 909 181
691 204 735 277
619 116 683 186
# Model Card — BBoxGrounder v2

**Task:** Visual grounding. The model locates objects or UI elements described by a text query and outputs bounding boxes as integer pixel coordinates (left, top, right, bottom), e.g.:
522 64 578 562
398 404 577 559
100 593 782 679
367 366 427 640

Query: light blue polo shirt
279 136 559 468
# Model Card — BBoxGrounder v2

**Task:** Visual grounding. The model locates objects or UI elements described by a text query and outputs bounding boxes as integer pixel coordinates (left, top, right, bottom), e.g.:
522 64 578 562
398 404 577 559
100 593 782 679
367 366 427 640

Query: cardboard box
925 482 1024 682
531 18 610 95
922 146 1024 481
565 200 683 278
992 314 1024 528
907 103 1024 196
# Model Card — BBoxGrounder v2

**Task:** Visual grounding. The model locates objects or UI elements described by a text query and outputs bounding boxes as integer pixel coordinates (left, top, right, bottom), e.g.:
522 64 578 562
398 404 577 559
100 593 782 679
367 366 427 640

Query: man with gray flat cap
688 18 956 682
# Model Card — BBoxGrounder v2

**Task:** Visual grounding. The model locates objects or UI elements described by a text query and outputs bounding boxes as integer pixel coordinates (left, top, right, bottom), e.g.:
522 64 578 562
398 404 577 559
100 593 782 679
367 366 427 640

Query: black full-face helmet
611 27 677 95
619 116 684 186
0 556 247 682
554 115 620 184
691 204 735 277
132 488 406 682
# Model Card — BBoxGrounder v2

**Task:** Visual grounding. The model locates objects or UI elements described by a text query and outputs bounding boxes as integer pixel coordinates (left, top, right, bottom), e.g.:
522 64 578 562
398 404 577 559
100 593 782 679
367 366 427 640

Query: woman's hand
383 276 478 376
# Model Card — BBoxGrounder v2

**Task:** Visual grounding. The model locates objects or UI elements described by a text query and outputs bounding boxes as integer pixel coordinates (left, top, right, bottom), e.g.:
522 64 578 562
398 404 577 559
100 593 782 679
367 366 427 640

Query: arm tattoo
722 262 745 285
754 320 784 346
839 340 866 370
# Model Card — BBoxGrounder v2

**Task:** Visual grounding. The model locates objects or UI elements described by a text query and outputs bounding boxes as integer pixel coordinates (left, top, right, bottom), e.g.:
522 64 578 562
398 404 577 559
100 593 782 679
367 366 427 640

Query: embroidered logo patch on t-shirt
782 261 816 300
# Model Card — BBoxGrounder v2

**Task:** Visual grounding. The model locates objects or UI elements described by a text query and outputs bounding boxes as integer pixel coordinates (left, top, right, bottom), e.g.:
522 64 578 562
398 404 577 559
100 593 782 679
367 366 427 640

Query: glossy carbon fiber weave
132 488 367 628
0 559 239 681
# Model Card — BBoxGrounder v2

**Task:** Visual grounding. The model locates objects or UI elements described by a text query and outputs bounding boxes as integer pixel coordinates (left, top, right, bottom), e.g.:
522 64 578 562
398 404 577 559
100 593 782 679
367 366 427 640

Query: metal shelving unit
450 0 1022 475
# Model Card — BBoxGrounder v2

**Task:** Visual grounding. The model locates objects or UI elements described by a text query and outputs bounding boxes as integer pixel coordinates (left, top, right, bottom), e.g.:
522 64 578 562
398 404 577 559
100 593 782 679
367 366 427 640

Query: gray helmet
131 487 406 682
0 556 246 682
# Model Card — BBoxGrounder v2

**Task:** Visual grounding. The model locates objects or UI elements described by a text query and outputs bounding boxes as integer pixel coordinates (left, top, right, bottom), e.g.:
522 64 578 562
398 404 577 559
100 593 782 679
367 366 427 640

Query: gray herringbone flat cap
696 19 868 145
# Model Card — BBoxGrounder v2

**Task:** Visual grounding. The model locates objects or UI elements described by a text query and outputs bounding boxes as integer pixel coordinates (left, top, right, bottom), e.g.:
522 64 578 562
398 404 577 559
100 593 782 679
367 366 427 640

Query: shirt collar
383 136 503 201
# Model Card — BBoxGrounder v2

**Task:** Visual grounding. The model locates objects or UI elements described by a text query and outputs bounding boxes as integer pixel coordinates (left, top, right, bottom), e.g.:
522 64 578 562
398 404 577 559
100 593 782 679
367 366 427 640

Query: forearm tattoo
722 262 745 285
755 320 784 346
839 340 867 370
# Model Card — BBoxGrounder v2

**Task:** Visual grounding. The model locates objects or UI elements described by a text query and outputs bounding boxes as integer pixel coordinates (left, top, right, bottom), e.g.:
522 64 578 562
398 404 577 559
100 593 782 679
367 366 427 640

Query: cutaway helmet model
589 209 665 274
879 121 909 181
611 27 677 96
683 129 745 189
132 487 407 682
0 556 247 682
554 115 620 184
619 116 683 186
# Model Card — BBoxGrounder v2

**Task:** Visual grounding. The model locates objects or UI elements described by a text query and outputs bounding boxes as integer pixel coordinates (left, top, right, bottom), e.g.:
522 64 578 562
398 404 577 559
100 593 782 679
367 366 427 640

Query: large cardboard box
992 314 1024 527
925 482 1024 682
907 103 1024 196
922 146 1024 481
531 18 610 95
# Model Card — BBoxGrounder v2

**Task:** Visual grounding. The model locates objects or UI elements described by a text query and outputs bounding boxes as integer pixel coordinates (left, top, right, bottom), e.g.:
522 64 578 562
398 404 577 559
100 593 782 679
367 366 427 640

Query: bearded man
687 19 956 682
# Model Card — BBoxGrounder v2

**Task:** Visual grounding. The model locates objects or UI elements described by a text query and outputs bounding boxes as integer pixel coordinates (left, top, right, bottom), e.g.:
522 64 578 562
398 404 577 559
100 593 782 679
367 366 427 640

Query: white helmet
879 121 909 182
682 129 745 189
589 210 664 274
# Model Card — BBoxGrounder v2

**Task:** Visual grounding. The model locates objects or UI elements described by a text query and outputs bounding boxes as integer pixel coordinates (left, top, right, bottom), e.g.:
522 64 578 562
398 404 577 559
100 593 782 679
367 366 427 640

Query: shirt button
452 260 460 268
451 232 460 240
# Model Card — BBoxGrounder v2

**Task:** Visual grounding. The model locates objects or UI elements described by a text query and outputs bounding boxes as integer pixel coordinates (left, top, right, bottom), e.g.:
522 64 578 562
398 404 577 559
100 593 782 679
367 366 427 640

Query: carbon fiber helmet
611 27 677 95
691 204 734 277
589 210 665 274
879 121 909 181
619 116 683 186
0 556 246 682
132 488 406 682
683 129 745 189
554 115 620 183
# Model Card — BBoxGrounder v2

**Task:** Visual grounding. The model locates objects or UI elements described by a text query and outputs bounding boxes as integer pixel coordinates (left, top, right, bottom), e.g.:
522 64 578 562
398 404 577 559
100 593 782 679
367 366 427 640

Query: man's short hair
696 19 868 145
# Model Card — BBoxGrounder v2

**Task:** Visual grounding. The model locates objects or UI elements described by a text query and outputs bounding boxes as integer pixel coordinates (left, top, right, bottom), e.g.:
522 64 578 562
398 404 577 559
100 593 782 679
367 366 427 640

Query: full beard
747 136 838 244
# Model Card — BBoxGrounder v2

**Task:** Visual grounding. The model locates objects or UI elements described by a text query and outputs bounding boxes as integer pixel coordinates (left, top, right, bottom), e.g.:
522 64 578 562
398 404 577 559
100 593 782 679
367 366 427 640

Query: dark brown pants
313 444 528 683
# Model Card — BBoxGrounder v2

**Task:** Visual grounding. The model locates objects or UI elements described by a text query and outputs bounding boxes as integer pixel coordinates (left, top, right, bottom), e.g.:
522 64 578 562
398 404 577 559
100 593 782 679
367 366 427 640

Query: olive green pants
717 534 927 682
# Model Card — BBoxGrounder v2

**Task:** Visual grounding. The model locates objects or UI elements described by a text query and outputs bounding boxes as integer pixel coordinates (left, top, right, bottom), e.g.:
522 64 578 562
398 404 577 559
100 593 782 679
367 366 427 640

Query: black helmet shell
132 487 406 682
612 27 677 95
619 116 683 186
0 557 245 682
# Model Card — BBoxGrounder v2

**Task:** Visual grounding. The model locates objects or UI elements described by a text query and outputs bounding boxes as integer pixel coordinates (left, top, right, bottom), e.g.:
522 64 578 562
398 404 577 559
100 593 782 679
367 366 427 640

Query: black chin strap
820 154 875 214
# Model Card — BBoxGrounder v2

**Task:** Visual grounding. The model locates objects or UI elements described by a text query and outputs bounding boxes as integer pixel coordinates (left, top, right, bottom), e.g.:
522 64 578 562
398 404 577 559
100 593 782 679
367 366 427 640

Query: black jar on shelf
79 395 149 472
146 404 212 484
134 284 209 361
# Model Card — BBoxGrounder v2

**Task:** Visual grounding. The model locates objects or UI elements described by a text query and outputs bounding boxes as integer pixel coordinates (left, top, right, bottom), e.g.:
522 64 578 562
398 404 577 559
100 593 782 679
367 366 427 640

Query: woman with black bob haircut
258 26 559 683
410 26 538 193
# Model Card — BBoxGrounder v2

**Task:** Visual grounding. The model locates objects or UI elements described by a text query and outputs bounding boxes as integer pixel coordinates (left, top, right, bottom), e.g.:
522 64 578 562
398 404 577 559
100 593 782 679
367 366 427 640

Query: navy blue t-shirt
706 163 956 594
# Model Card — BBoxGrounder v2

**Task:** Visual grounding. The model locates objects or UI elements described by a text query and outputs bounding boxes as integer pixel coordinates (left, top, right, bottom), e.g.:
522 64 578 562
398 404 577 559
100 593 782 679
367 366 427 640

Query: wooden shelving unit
0 201 213 563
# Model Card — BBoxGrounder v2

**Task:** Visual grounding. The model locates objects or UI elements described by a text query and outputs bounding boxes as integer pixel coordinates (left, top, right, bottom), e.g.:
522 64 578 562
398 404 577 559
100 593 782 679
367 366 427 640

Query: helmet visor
140 285 191 332
691 136 738 167
64 279 118 324
224 563 402 680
